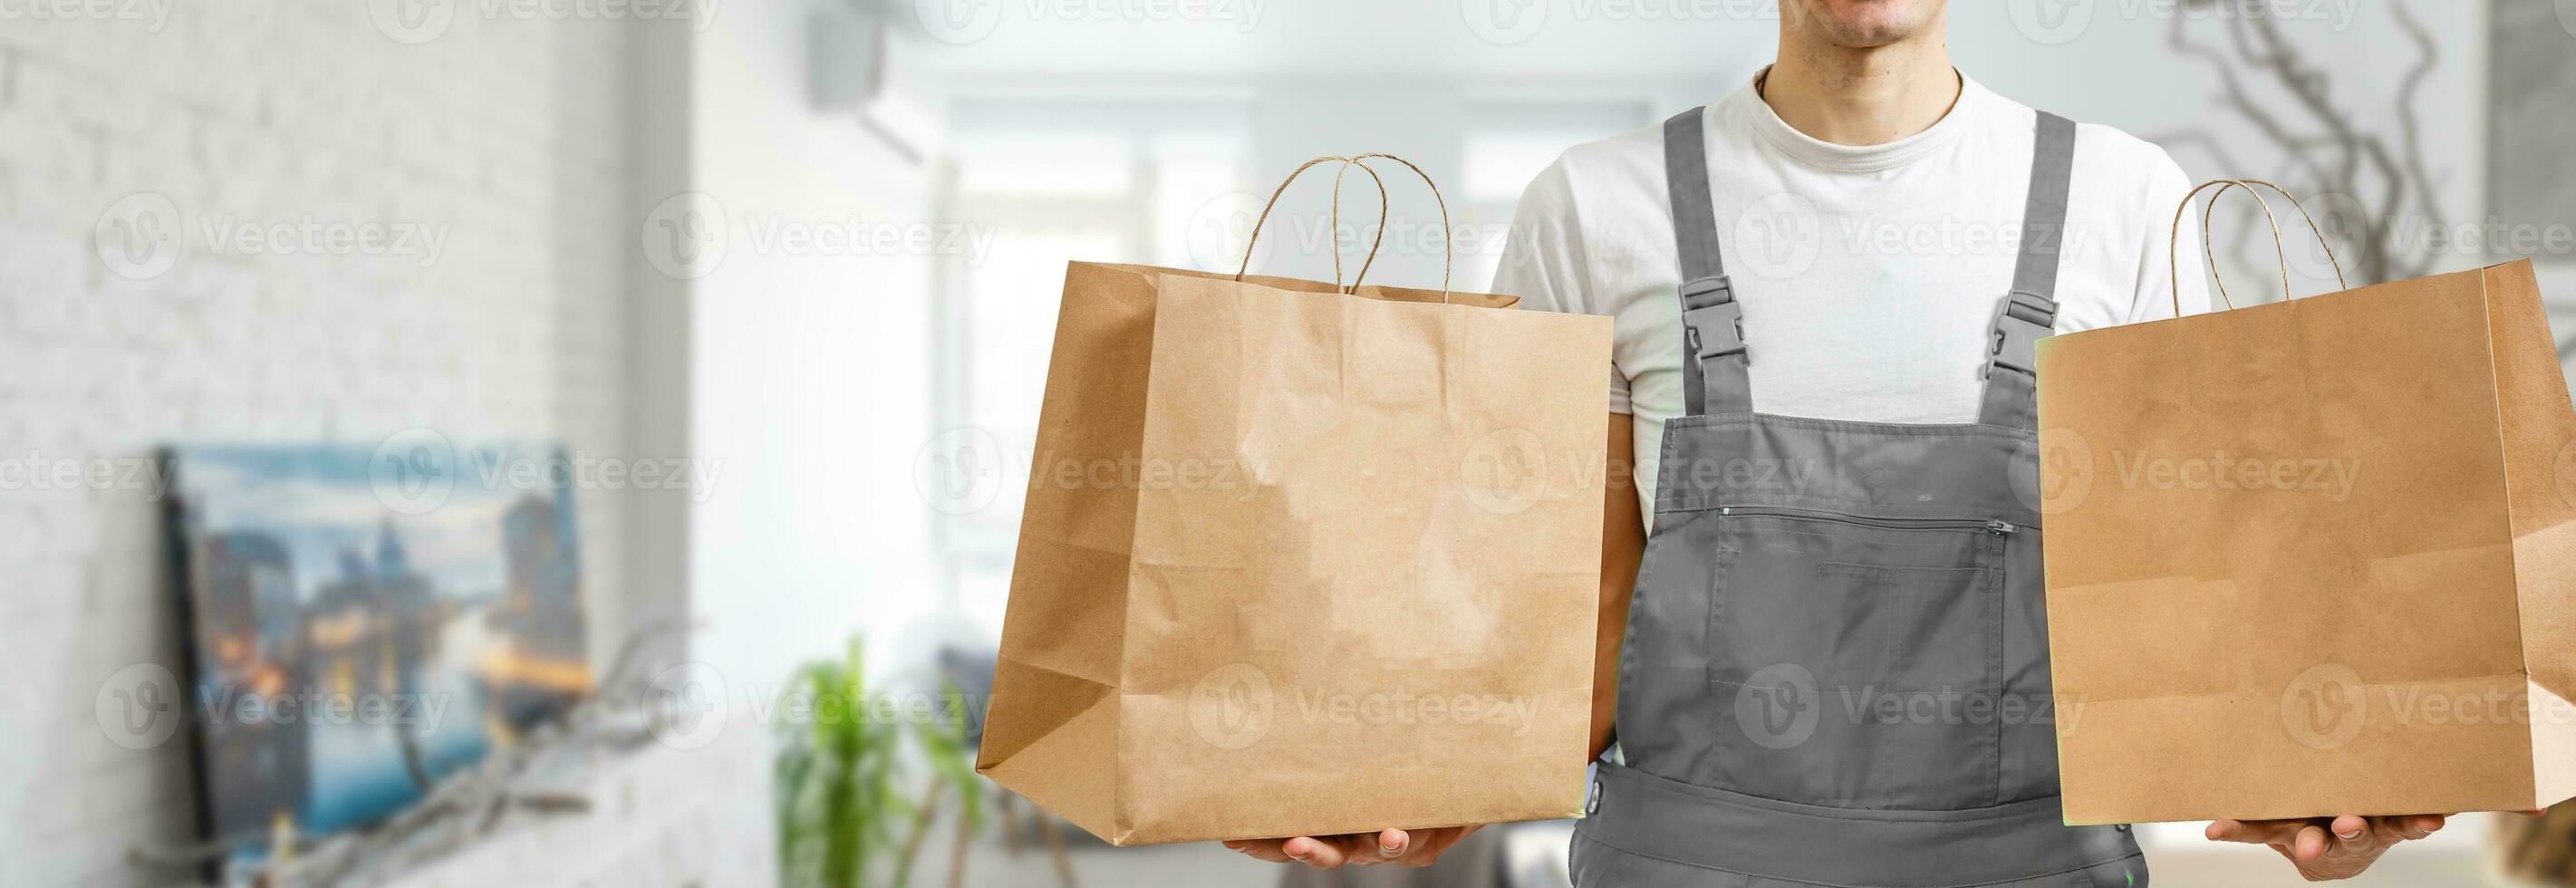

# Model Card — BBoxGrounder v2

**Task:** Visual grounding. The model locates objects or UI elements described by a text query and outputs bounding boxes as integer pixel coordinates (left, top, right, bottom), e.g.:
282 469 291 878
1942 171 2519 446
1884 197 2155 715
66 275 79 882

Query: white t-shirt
1496 71 2211 511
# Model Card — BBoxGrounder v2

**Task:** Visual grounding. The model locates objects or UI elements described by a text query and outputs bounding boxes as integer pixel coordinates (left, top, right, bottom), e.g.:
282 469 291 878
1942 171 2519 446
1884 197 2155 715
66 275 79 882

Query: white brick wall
0 5 648 884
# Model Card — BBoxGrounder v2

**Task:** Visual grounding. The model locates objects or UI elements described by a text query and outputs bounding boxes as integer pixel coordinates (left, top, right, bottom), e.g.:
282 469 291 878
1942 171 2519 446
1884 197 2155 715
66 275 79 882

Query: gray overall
1568 108 2147 887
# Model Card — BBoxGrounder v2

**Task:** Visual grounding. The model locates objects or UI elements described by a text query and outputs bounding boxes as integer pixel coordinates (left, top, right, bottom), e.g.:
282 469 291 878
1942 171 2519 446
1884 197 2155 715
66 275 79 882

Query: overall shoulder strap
1979 111 2077 430
1665 106 1750 417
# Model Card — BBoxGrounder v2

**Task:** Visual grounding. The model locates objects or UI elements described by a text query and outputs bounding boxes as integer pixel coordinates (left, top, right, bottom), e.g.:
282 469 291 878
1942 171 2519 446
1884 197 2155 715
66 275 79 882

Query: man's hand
2206 812 2542 881
1222 826 1481 869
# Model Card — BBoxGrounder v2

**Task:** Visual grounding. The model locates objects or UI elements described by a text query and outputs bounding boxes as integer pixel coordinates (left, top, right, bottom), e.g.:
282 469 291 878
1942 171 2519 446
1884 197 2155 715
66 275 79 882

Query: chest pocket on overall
1706 507 2014 810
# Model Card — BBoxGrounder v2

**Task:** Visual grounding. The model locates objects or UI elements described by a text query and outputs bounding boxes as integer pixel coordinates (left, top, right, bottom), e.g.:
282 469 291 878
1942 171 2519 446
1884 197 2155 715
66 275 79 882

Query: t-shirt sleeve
1495 157 1632 414
2129 150 2214 323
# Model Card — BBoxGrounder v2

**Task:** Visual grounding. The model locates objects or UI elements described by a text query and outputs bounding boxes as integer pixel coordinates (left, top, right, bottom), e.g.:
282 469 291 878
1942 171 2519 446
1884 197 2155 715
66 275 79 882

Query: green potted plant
774 638 984 888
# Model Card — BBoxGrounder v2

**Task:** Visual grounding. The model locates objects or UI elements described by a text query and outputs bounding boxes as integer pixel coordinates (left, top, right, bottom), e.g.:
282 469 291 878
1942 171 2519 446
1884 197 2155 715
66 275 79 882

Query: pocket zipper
1718 506 2018 536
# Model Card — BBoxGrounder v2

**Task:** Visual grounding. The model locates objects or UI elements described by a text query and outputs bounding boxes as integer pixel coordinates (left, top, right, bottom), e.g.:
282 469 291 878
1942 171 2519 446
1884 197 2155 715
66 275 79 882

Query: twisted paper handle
1346 153 1454 303
1235 153 1457 303
1234 156 1388 293
2168 179 2349 315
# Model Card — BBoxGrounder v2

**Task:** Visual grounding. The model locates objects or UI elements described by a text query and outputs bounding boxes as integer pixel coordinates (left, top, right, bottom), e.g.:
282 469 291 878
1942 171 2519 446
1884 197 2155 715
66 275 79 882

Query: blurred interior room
7 0 2576 885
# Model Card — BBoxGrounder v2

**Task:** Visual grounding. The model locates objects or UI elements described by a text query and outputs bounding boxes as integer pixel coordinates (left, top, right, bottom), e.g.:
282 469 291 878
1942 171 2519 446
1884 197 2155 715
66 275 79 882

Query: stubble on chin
1781 0 1944 49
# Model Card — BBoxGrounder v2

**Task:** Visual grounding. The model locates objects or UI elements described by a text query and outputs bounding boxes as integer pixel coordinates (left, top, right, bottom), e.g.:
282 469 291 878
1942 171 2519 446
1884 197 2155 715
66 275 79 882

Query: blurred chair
939 645 1083 886
2498 806 2576 886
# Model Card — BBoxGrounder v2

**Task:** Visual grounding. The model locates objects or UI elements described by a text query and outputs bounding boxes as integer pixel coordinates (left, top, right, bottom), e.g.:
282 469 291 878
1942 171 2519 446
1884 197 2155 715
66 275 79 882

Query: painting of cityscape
166 443 590 860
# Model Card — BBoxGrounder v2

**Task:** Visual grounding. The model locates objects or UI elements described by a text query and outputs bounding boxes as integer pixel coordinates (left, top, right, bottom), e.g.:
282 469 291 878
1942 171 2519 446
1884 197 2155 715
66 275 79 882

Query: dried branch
2166 0 2448 286
2145 128 2278 274
2167 8 2334 188
2387 1 2445 280
2239 14 2365 196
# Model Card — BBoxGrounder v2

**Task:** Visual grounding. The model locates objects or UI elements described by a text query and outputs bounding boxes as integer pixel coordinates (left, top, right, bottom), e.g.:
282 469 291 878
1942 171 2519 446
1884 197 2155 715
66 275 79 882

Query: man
1226 0 2470 883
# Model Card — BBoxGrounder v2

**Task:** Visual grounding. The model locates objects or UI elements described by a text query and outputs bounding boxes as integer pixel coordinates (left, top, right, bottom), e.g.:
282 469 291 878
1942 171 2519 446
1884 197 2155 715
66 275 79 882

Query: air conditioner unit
811 4 945 165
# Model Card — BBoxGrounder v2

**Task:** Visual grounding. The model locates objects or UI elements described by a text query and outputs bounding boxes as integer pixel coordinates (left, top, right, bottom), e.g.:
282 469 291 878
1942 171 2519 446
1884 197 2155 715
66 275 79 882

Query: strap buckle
1685 301 1746 366
1682 275 1746 366
1983 290 2057 380
1680 274 1734 311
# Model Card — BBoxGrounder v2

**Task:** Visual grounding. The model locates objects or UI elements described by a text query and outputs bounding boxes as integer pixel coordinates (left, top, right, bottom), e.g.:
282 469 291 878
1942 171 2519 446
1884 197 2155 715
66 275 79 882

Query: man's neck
1761 29 1959 147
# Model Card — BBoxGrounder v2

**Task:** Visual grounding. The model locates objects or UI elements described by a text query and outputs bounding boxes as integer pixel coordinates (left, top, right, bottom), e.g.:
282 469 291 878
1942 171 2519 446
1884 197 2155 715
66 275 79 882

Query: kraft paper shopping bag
978 155 1612 845
2041 179 2576 825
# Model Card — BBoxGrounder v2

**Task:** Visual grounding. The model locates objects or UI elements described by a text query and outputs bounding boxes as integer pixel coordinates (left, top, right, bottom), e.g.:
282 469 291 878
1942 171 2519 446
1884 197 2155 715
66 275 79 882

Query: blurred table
383 729 773 888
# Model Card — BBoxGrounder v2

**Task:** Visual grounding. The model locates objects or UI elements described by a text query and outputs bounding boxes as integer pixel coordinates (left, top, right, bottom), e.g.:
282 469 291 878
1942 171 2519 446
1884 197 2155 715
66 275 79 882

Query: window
931 101 1254 637
1458 100 1653 289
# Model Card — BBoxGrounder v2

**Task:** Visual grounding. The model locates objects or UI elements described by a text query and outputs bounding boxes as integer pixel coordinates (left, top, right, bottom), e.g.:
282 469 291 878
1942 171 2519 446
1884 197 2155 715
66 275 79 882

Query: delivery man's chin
1783 0 1947 48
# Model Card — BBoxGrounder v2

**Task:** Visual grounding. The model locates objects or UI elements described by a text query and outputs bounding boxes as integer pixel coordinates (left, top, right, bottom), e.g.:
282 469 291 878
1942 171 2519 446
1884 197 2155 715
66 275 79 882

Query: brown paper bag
977 155 1611 845
2041 179 2576 825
